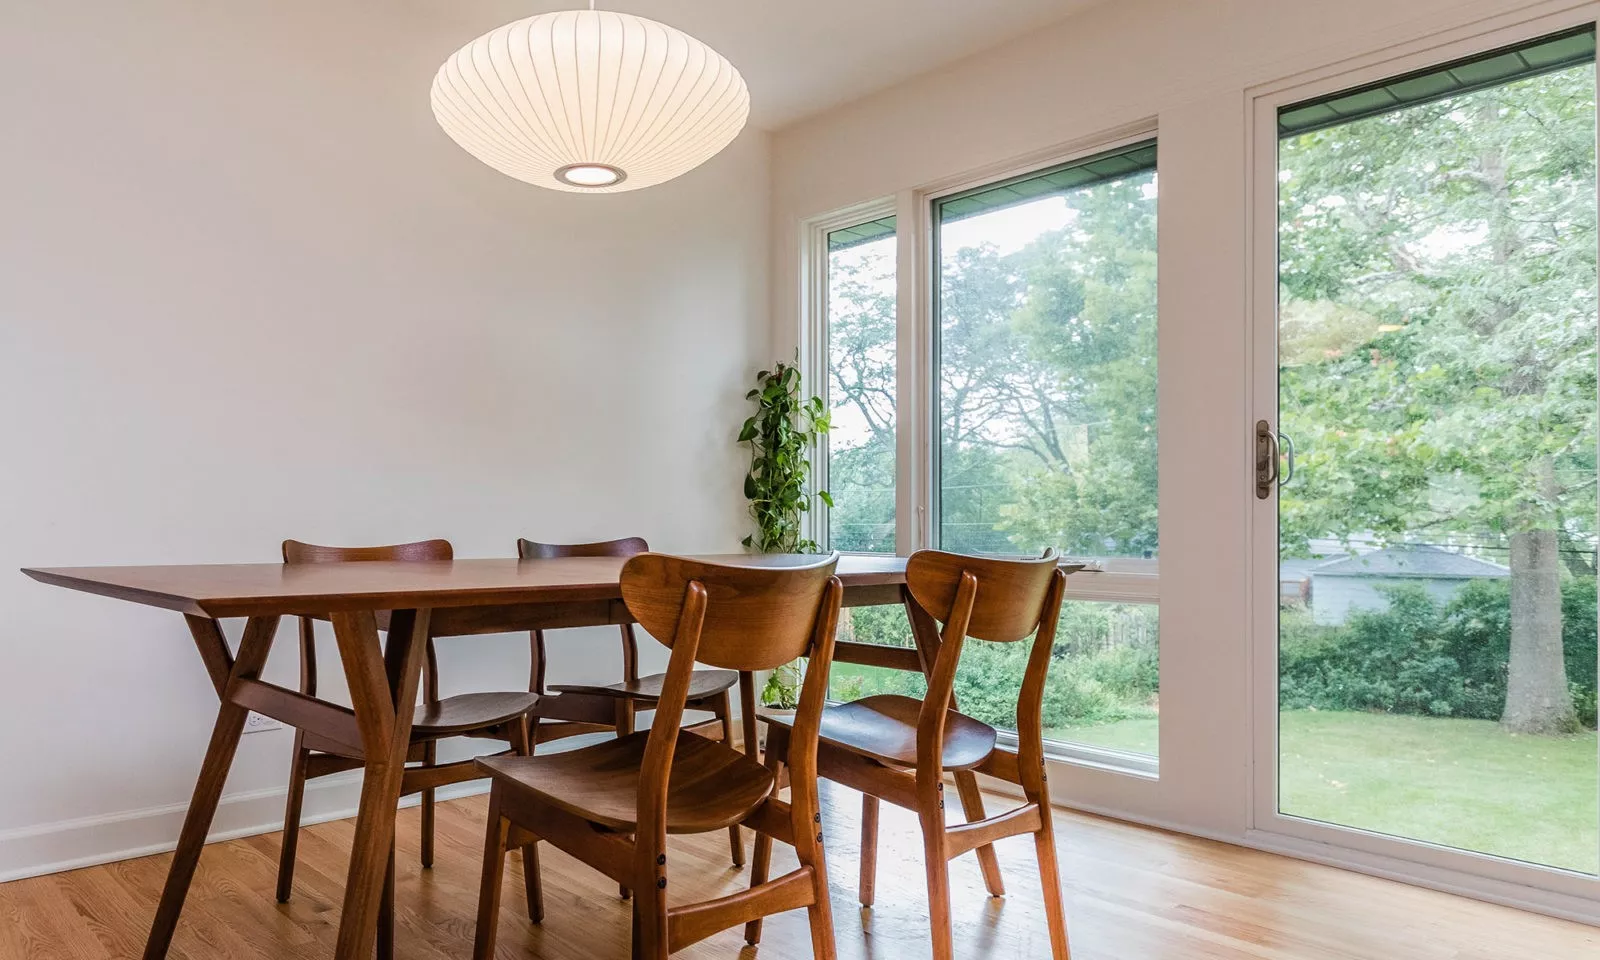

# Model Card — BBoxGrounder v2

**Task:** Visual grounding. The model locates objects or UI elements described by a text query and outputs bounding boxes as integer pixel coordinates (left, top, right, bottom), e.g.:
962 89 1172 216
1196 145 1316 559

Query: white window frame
1246 2 1600 915
802 124 1163 777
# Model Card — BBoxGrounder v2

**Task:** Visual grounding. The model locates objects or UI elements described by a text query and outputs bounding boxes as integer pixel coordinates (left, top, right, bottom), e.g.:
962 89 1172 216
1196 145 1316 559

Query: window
815 142 1162 764
934 142 1158 561
1273 26 1598 872
824 216 897 554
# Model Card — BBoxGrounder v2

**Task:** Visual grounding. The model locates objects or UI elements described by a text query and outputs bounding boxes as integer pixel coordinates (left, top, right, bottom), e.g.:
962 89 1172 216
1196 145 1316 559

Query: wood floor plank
0 782 1593 959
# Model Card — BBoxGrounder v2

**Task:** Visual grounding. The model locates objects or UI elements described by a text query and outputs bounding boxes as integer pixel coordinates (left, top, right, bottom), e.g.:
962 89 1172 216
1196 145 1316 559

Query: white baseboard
0 775 490 884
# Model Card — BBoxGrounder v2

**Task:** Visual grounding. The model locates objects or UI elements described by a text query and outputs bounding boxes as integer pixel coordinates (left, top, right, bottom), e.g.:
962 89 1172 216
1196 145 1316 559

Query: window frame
803 126 1163 776
803 125 1162 606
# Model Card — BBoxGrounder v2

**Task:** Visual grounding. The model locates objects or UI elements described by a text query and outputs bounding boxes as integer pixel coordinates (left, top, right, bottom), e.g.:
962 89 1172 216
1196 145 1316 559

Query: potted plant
758 659 805 728
739 360 829 733
739 360 830 553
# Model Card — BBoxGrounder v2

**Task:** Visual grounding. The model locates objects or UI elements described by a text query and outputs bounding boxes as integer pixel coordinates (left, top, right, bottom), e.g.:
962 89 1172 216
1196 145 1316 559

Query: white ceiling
429 1 1108 128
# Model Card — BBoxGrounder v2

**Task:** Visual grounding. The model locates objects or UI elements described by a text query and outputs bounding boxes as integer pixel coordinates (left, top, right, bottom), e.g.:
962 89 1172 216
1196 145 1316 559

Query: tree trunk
1502 526 1578 734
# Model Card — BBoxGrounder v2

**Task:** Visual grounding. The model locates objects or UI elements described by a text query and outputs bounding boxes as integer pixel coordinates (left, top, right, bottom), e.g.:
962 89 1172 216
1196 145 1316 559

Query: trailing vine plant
739 359 831 553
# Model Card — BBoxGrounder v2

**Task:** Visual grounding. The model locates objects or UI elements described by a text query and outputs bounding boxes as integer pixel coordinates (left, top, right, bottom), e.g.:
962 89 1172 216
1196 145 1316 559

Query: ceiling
429 1 1108 129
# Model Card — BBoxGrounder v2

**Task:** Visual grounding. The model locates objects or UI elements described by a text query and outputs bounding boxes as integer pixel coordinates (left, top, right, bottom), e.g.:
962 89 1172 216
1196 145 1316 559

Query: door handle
1255 419 1279 500
1278 431 1296 487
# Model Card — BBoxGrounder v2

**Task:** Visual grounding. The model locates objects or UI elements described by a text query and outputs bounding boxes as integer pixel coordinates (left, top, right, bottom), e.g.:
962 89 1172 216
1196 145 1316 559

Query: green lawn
1279 710 1598 873
1050 710 1598 873
835 669 1598 873
1049 716 1159 755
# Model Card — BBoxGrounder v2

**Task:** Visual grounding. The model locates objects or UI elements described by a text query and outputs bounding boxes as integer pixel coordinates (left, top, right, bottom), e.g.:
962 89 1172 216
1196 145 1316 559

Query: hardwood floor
1 782 1594 959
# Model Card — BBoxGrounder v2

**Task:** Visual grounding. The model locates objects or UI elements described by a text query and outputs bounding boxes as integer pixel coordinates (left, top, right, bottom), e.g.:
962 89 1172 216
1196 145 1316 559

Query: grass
832 663 1598 873
1051 710 1598 873
1278 710 1598 873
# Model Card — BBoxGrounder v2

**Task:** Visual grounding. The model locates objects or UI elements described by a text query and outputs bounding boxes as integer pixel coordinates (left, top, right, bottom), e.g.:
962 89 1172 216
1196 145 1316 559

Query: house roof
1279 558 1324 581
1311 545 1509 579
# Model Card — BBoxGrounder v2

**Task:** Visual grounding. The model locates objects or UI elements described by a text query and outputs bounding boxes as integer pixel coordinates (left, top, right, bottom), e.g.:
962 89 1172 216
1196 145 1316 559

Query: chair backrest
283 539 454 564
906 549 1060 642
279 539 454 701
517 537 649 560
621 553 839 672
904 549 1070 789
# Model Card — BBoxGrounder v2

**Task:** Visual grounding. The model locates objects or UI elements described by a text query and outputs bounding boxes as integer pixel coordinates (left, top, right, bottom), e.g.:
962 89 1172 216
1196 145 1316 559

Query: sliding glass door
1266 26 1600 874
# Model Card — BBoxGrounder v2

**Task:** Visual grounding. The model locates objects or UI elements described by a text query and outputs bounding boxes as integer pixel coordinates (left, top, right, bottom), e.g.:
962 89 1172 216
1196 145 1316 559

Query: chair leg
716 691 745 868
275 740 310 904
859 794 879 907
472 788 511 960
1033 802 1072 960
617 702 636 902
507 717 544 924
634 873 670 960
421 742 437 870
742 755 785 946
799 797 837 960
954 769 1005 897
920 801 955 960
521 841 545 925
377 841 396 960
743 830 774 945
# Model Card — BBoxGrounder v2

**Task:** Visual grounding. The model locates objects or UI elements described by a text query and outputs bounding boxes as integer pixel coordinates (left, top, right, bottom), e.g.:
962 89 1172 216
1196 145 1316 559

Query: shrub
1280 578 1598 728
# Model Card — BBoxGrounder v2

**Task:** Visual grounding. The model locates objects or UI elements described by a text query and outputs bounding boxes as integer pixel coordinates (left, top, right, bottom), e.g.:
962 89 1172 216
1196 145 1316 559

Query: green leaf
818 490 834 508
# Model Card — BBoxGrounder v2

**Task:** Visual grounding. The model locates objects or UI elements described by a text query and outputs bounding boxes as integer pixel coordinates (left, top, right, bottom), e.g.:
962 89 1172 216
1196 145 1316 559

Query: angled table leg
331 608 430 960
143 615 281 960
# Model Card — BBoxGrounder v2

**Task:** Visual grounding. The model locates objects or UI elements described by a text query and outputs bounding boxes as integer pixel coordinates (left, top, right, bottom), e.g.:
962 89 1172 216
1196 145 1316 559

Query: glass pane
1277 49 1599 873
829 606 926 703
1040 601 1159 756
935 151 1158 560
950 601 1160 757
828 600 1158 759
826 219 897 553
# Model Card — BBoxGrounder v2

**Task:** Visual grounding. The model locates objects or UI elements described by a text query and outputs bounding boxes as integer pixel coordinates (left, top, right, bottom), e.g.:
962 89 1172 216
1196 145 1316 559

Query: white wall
768 0 1598 914
0 1 769 879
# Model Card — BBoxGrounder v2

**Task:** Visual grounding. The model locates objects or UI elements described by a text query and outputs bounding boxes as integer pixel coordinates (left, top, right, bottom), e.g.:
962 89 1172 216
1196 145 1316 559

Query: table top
22 553 908 619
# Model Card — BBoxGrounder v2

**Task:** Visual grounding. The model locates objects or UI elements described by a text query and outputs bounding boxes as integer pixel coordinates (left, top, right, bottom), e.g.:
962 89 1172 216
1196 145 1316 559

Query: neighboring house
1306 545 1510 626
1279 557 1322 606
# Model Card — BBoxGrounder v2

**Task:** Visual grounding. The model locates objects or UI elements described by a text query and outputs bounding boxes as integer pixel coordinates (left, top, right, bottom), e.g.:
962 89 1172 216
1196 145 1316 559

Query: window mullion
896 187 933 555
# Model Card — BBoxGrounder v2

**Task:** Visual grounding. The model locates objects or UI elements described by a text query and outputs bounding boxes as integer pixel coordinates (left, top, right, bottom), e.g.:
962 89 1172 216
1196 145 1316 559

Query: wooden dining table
22 552 928 960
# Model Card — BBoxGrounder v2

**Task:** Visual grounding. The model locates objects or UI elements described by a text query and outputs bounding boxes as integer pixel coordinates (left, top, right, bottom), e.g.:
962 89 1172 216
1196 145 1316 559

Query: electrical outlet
243 712 283 734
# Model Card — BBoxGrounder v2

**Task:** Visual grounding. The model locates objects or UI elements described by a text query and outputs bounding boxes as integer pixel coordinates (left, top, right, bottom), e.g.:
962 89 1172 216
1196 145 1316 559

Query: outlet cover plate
244 712 283 734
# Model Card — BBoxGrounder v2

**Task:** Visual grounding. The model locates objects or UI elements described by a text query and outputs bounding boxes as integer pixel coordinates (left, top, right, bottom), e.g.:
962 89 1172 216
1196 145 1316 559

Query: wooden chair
754 549 1074 960
471 553 843 960
276 539 541 955
517 537 745 868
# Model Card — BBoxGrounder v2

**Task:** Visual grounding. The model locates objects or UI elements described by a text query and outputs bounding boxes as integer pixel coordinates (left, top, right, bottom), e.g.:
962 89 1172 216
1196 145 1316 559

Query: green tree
1278 66 1598 734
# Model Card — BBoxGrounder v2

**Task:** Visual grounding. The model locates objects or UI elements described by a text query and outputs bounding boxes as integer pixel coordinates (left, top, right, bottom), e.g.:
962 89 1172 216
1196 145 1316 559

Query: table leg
331 608 430 960
143 616 280 960
739 670 760 763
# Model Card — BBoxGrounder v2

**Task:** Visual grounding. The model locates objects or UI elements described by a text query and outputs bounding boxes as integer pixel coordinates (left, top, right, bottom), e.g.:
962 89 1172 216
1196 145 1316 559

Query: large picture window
816 142 1161 763
934 142 1158 561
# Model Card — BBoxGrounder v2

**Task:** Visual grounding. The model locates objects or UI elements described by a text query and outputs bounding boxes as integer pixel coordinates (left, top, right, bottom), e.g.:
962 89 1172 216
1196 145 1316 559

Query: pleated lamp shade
431 10 750 193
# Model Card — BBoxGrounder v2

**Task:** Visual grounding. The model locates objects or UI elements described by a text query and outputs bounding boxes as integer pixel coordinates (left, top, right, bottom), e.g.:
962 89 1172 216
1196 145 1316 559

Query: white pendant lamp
431 4 750 193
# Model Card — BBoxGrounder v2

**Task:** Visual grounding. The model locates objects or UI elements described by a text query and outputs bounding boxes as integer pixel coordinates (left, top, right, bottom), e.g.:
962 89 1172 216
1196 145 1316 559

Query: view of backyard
823 32 1600 876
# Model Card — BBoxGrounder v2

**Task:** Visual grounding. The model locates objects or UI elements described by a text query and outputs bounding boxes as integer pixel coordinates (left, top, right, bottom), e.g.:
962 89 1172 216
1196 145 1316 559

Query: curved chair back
283 539 453 564
517 537 648 560
906 549 1060 642
621 553 839 672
